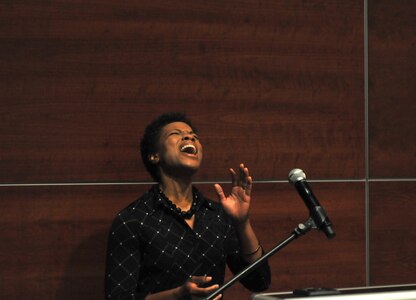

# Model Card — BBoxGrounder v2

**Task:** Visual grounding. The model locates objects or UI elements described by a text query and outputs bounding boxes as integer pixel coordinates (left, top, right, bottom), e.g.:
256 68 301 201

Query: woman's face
152 121 203 179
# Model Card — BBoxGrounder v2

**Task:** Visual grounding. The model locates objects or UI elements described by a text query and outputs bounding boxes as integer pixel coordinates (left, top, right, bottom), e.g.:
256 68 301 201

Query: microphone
288 168 335 239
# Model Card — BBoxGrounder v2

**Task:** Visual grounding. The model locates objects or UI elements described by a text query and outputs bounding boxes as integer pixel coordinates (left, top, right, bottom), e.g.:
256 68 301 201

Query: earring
150 155 159 163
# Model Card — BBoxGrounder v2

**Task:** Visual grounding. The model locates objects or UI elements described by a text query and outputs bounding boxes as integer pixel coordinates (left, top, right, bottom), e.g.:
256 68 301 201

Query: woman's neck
159 176 193 209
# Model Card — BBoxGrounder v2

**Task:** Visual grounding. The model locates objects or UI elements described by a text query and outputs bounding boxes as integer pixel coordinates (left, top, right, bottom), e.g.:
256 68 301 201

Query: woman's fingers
188 275 220 295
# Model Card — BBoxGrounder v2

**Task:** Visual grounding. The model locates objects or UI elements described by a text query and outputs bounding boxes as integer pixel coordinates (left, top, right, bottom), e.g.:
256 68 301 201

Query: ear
149 154 159 164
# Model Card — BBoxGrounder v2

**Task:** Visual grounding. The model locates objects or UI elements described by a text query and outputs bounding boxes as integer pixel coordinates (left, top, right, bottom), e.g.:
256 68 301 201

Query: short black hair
140 112 197 182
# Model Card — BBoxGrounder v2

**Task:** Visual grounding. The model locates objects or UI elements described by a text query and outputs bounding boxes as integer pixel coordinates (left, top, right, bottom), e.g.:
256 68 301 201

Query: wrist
172 286 185 300
233 217 250 230
242 243 262 256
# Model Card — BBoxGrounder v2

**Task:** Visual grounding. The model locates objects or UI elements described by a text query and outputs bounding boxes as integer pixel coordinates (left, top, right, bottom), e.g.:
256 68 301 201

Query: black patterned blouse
105 185 270 299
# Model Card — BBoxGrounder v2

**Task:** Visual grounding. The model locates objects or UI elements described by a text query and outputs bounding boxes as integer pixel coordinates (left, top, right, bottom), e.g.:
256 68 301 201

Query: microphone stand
204 218 317 300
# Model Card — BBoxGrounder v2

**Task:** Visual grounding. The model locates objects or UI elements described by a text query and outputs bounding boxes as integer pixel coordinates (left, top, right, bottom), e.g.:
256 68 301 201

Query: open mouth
180 144 197 155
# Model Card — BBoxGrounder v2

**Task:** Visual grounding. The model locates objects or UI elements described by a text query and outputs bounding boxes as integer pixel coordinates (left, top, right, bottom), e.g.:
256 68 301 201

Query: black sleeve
105 211 148 299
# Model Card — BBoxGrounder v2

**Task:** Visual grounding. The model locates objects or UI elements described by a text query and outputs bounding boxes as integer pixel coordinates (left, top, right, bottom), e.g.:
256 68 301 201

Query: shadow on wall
56 228 109 300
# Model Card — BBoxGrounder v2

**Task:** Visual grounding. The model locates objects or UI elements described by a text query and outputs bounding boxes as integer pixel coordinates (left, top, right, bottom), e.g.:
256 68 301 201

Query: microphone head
288 168 306 184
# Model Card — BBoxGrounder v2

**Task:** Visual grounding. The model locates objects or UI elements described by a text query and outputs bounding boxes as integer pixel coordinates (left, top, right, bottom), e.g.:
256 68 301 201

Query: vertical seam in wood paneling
364 0 370 287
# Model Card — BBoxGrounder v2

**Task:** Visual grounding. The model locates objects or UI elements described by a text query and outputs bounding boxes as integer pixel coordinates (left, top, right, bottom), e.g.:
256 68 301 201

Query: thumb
214 184 226 203
190 275 212 285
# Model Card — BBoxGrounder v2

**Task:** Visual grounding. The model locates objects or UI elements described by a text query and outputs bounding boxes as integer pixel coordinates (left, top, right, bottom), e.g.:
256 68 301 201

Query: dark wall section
368 0 416 286
0 1 364 183
368 0 416 178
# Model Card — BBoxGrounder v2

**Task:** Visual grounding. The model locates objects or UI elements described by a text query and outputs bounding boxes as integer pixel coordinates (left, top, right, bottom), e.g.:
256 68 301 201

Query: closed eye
168 131 180 136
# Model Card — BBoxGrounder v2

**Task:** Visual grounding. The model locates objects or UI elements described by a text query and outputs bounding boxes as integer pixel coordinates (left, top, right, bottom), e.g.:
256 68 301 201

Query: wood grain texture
8 0 416 299
368 0 416 178
0 184 147 300
0 0 364 184
369 181 416 286
0 181 365 299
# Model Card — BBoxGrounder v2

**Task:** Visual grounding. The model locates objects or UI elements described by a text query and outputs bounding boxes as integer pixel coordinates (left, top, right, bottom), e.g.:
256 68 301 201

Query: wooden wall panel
0 181 365 299
0 0 364 184
368 0 416 287
0 184 147 300
368 0 416 178
8 0 416 299
369 181 416 285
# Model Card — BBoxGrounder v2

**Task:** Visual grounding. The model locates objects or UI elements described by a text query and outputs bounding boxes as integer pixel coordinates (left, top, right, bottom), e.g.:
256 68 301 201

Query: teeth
180 144 197 154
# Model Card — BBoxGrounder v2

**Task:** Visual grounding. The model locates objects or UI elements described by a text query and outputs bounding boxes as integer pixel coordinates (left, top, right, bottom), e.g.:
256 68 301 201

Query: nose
182 133 196 141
